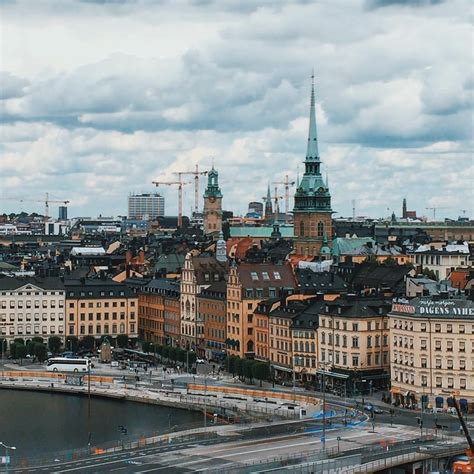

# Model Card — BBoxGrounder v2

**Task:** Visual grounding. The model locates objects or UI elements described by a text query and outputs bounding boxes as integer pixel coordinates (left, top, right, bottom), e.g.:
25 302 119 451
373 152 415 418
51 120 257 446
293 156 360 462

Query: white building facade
128 193 165 220
0 278 65 343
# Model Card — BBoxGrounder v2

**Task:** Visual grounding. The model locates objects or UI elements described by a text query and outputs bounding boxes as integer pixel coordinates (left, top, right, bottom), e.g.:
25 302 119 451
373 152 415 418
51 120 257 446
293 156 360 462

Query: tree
65 336 79 352
243 359 254 383
116 334 129 349
0 338 6 357
187 351 197 367
252 362 270 387
383 257 397 266
142 341 152 353
48 336 62 354
34 343 48 362
80 336 95 350
234 357 244 380
27 341 37 357
9 342 17 359
422 268 438 281
161 346 170 359
168 347 178 362
14 338 25 346
16 344 27 364
32 336 44 344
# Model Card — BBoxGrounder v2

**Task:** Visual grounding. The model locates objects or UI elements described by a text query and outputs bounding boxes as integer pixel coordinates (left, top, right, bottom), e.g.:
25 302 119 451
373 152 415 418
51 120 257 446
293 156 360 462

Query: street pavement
10 422 461 473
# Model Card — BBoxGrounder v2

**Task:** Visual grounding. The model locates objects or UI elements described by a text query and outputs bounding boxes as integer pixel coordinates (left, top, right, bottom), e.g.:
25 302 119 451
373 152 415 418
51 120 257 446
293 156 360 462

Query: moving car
364 403 383 414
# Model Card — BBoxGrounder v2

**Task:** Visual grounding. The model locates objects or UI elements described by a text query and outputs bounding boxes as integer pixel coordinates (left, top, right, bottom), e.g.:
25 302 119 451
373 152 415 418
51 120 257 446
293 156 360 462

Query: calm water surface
0 389 202 457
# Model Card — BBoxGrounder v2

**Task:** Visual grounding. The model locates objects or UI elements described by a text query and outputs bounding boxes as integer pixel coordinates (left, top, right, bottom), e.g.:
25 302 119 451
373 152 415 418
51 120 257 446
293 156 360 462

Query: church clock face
209 196 216 203
318 187 325 193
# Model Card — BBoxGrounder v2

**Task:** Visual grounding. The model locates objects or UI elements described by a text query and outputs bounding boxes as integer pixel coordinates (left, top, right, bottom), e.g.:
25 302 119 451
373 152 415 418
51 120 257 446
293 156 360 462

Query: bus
47 358 91 373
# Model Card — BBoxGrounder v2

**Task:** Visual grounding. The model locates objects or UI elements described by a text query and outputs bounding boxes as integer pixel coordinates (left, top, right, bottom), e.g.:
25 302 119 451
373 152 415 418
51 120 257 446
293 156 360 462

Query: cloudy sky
1 0 472 220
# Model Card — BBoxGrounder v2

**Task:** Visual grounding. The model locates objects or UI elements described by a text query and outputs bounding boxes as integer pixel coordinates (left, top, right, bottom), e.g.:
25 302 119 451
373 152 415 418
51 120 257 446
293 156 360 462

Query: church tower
293 75 333 256
203 166 223 236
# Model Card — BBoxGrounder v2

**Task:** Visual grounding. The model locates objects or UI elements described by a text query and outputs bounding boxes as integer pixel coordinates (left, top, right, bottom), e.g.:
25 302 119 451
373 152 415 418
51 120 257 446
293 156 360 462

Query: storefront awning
316 370 350 380
271 364 293 373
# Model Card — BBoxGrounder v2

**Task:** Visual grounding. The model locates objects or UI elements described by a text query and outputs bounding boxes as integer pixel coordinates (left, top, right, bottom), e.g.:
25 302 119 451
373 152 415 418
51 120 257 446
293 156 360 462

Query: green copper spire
203 166 222 198
306 72 319 161
293 74 332 214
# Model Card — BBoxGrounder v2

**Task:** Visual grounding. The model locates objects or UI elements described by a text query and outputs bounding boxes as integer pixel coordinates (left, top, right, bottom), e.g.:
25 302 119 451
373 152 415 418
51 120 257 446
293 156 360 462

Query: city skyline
1 0 472 220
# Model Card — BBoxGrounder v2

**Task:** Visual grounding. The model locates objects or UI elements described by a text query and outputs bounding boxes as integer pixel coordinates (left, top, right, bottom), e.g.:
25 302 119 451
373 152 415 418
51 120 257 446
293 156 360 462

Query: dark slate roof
199 280 227 299
143 278 180 296
291 298 325 330
237 263 296 290
64 278 135 298
0 276 65 291
153 253 185 273
323 296 392 318
192 256 228 285
351 263 410 291
295 270 348 293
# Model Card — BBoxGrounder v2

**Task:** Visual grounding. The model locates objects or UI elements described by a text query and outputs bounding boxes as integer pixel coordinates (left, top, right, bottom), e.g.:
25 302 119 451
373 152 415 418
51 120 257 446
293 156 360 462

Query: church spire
306 71 319 161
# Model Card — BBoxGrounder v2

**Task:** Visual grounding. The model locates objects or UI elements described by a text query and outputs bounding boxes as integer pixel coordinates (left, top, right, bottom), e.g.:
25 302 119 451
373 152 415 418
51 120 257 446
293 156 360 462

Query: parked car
364 403 383 414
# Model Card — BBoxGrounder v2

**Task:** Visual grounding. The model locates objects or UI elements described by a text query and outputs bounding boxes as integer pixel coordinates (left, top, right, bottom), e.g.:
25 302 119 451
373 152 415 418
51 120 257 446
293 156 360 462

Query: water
0 389 202 458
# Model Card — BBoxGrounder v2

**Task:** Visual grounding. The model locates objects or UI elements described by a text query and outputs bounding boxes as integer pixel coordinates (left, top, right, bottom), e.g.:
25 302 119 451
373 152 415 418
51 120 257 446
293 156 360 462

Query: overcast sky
1 0 472 220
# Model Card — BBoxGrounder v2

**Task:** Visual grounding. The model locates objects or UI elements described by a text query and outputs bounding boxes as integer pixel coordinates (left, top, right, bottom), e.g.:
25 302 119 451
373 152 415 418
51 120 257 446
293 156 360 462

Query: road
10 422 434 473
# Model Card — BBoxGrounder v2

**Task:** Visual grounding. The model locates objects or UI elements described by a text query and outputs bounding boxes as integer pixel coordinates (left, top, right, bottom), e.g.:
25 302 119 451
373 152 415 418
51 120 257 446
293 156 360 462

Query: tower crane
173 164 208 214
273 175 295 224
0 193 70 222
262 189 283 222
425 207 448 220
152 179 190 228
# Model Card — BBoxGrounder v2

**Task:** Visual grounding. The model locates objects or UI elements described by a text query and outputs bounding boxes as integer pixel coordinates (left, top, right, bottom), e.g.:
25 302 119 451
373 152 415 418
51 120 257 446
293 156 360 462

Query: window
460 325 465 334
352 336 359 348
435 324 441 333
250 272 259 281
435 377 442 388
460 341 466 352
447 340 453 352
273 272 281 280
317 221 324 237
262 272 269 280
447 324 453 333
352 323 358 332
352 355 359 367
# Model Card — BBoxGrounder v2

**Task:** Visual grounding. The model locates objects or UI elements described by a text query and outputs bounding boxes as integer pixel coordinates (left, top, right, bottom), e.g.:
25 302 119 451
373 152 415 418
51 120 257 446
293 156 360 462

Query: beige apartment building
0 277 65 343
226 263 296 358
318 296 391 395
65 279 138 340
390 295 474 409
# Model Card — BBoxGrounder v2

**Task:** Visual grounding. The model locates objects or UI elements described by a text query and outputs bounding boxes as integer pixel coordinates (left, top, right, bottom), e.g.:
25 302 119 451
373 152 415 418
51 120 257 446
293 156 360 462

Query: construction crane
174 164 208 215
262 188 283 222
449 394 474 472
425 207 448 220
273 175 295 224
152 179 189 228
0 193 70 222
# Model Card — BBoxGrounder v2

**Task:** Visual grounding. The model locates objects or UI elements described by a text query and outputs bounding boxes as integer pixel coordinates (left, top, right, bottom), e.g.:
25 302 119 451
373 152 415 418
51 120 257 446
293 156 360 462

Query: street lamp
0 441 17 474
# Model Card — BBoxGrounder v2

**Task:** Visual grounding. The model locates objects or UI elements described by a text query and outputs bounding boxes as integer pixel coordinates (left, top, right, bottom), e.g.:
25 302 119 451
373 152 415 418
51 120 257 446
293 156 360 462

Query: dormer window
251 272 259 281
262 272 270 280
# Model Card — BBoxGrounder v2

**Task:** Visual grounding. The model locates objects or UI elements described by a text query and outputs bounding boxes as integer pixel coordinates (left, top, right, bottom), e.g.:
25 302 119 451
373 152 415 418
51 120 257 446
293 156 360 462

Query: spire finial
306 70 319 160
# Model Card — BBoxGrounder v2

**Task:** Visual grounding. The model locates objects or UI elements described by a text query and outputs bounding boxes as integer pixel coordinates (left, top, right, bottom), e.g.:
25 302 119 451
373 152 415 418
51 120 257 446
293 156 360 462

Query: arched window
247 340 254 353
299 221 305 237
185 300 190 316
317 221 324 237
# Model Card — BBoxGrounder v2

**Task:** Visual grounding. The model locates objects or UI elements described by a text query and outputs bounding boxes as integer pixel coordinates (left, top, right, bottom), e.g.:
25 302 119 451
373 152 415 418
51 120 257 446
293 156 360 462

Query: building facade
318 296 391 395
293 77 333 257
0 277 65 343
180 253 227 351
138 279 180 345
226 263 296 358
65 280 138 340
198 280 227 361
128 193 165 220
390 295 474 409
203 167 223 235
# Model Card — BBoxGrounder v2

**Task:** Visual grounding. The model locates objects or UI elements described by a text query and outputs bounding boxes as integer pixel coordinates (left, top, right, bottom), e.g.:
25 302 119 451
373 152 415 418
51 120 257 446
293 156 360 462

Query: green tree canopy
35 343 48 362
252 362 270 387
48 336 62 354
116 334 129 348
16 344 27 362
80 336 95 350
65 336 79 352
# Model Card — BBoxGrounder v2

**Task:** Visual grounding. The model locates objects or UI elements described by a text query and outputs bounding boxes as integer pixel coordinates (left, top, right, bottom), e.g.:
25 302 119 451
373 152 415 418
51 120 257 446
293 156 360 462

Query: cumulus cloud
0 0 472 219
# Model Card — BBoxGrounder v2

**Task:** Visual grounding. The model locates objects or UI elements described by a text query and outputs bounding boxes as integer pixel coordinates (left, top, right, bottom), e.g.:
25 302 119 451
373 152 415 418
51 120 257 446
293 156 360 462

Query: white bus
47 358 91 373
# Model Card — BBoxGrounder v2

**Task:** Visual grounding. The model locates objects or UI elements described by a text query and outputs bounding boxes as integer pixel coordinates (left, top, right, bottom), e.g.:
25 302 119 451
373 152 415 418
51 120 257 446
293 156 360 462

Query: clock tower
203 166 223 236
293 76 333 256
